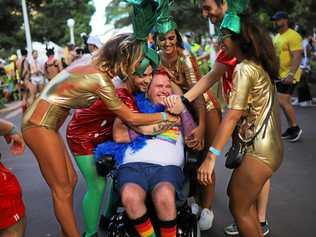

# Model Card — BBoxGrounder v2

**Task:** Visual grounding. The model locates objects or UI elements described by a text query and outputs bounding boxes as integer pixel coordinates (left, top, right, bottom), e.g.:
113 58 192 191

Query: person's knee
229 186 254 221
152 183 176 214
229 198 247 221
278 94 291 107
70 173 78 189
51 180 76 201
229 198 237 217
121 184 145 212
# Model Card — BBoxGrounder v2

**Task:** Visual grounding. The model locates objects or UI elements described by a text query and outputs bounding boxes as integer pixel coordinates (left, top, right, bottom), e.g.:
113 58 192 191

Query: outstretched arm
113 117 176 143
185 62 227 102
197 109 243 186
163 62 227 114
182 54 207 151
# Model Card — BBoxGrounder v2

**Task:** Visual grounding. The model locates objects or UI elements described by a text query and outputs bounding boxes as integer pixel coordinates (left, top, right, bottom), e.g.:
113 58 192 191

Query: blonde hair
95 33 144 79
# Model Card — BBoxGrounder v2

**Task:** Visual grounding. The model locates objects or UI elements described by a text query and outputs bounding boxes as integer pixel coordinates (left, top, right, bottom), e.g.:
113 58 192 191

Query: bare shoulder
68 64 100 74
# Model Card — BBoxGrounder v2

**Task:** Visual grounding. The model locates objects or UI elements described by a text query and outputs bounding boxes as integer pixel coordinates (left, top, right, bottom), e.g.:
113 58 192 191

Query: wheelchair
96 149 203 237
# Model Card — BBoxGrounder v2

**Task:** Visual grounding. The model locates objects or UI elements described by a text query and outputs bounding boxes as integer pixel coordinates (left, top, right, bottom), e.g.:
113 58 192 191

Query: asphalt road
1 106 315 237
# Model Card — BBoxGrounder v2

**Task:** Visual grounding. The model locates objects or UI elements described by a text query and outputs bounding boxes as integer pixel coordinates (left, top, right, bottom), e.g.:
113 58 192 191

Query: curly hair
94 33 144 79
228 12 279 81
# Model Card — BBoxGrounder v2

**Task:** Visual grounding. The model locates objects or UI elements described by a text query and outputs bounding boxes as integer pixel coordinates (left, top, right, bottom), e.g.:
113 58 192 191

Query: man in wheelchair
108 69 198 237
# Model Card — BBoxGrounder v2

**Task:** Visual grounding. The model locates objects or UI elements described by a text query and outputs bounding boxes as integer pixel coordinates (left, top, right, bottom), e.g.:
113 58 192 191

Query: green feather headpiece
124 0 164 75
220 0 249 34
155 1 177 35
125 0 160 41
134 46 160 76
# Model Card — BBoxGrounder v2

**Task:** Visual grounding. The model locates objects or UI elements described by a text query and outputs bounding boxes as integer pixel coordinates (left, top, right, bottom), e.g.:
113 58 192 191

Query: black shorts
276 81 296 95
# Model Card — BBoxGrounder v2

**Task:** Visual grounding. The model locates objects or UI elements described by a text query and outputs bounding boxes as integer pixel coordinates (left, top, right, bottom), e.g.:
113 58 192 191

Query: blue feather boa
94 92 165 166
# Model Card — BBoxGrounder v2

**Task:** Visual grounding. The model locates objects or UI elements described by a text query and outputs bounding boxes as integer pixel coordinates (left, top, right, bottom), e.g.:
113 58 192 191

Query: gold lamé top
228 60 280 141
37 68 122 111
159 49 201 91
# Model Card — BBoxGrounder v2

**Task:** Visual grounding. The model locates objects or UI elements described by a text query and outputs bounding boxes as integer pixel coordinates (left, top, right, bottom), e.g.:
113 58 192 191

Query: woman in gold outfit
163 11 283 237
196 13 283 237
156 21 221 229
21 33 177 237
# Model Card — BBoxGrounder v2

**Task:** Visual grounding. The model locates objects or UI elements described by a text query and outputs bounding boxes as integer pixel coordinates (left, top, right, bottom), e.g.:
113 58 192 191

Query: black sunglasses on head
218 32 233 42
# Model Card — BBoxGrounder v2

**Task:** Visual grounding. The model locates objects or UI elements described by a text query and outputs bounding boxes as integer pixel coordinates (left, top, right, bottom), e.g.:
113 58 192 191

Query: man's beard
273 23 285 32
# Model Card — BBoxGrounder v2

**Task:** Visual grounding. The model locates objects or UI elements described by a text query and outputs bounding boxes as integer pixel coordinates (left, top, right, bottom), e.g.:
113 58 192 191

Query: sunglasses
218 33 232 43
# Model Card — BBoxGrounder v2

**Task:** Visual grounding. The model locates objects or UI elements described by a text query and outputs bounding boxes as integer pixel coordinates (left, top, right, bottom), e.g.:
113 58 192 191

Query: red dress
0 162 25 229
66 88 138 156
215 49 238 101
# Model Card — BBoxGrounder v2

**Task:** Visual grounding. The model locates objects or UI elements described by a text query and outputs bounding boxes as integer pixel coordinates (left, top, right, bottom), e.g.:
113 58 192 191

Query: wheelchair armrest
96 156 116 177
183 147 203 177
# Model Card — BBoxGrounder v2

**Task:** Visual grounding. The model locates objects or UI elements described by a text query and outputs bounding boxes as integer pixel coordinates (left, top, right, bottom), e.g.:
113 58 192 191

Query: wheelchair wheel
105 211 132 237
177 202 201 237
178 217 200 237
188 220 201 237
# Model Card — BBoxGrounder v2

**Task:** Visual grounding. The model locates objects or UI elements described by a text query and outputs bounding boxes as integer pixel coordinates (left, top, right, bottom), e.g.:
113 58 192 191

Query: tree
0 0 25 56
29 0 94 45
105 0 316 35
104 0 208 34
0 0 94 57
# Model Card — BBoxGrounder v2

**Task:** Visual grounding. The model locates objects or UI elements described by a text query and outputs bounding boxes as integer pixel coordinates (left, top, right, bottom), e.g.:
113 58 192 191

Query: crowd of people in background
1 24 316 111
0 35 103 109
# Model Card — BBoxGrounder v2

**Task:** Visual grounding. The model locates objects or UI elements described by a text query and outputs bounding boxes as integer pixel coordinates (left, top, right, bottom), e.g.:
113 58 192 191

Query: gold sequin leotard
228 60 283 171
22 68 122 131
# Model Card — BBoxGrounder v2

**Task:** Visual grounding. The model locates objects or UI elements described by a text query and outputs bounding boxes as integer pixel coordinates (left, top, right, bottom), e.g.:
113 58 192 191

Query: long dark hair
229 12 279 81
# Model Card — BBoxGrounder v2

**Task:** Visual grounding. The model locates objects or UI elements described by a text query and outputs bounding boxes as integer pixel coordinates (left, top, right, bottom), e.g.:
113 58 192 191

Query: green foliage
1 0 316 58
171 0 208 33
29 0 94 46
105 0 208 33
105 0 316 36
105 0 131 28
0 0 25 56
0 0 94 57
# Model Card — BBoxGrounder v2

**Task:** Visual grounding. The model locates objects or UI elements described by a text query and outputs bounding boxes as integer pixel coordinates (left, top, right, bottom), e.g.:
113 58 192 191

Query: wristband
161 112 167 121
209 146 221 157
8 126 18 135
180 95 191 109
0 126 18 137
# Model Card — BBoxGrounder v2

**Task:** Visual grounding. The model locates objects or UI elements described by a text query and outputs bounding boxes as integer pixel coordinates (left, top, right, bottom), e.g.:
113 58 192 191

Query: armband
0 126 18 136
161 112 167 121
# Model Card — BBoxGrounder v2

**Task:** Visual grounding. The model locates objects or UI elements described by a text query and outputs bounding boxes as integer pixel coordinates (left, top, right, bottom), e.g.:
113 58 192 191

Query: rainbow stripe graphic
156 127 180 144
135 218 156 237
